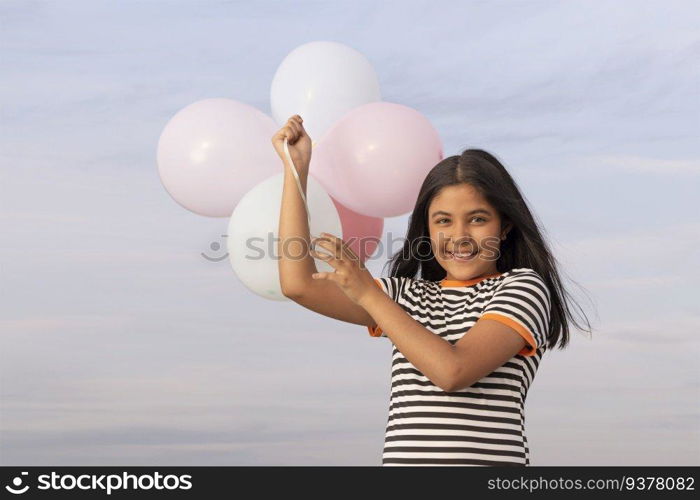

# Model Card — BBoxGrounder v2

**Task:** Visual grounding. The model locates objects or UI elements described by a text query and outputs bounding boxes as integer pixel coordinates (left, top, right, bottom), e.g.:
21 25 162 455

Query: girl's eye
436 217 485 224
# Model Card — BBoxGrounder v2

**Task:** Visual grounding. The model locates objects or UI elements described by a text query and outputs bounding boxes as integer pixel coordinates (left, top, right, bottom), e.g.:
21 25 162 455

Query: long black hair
383 148 594 350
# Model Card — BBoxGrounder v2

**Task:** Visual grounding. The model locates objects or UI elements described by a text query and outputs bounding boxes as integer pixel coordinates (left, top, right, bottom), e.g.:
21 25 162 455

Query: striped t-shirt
366 267 551 466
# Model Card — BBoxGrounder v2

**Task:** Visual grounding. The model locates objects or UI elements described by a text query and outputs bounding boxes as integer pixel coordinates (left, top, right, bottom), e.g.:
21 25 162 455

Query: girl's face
427 183 511 281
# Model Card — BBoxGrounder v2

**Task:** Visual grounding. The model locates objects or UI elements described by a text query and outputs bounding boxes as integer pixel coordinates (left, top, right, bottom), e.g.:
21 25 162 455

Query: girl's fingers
318 232 339 248
309 249 332 260
311 238 342 260
311 252 340 272
288 117 299 131
312 271 334 281
310 248 340 268
336 235 358 260
292 120 301 138
292 117 306 136
319 232 353 259
283 125 293 141
289 117 307 138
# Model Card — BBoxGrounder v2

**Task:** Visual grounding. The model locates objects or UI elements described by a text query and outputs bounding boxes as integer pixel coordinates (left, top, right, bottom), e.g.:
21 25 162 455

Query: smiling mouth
446 249 478 261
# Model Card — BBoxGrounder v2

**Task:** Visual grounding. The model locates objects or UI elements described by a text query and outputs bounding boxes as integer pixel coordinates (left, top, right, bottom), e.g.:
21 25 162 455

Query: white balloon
227 173 342 301
271 41 381 143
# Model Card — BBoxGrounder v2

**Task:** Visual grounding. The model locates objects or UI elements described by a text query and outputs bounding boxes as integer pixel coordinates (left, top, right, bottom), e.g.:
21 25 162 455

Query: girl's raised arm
272 116 376 327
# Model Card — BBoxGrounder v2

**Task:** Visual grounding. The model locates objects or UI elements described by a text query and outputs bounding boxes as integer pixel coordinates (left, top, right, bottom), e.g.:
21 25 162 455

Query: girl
273 115 593 466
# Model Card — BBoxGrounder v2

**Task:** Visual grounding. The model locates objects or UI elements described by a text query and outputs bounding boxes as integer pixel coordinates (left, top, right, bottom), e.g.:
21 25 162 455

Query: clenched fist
271 115 312 170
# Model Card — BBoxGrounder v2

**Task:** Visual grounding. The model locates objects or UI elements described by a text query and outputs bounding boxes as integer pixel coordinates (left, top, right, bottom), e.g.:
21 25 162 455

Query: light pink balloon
157 98 281 217
311 102 443 218
330 196 383 264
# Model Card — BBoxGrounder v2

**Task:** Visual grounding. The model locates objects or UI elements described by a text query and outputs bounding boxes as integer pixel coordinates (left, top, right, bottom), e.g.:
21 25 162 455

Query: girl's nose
452 224 472 241
449 230 477 251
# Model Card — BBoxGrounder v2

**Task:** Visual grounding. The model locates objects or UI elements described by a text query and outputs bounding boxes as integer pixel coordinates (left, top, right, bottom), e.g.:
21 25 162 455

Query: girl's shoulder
492 268 551 302
500 267 547 283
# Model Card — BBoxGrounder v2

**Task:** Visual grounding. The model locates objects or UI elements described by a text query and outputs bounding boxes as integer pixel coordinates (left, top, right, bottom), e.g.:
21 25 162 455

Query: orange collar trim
440 272 504 287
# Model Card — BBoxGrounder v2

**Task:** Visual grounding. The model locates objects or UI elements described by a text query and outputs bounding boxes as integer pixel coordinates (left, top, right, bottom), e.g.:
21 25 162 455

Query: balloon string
283 136 312 227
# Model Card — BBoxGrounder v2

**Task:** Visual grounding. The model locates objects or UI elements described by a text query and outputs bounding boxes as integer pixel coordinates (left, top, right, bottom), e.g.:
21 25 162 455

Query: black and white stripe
368 268 552 466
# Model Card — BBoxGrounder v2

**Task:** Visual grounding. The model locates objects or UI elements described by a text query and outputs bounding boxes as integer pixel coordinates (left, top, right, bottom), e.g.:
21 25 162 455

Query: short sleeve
479 269 551 356
366 277 404 338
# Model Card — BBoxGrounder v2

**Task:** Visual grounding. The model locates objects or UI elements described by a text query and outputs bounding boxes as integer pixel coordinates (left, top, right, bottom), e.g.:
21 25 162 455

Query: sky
1 0 698 466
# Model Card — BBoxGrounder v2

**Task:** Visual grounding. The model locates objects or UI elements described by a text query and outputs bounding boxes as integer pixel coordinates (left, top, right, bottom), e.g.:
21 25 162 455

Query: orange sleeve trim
480 312 538 357
367 278 385 337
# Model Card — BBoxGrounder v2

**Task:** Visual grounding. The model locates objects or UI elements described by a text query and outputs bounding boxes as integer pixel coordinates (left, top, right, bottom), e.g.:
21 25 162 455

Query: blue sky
1 0 698 465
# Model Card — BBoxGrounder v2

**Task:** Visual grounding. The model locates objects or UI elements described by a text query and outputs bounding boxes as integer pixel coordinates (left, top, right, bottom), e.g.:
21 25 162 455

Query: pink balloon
330 196 383 264
311 102 443 218
157 98 281 217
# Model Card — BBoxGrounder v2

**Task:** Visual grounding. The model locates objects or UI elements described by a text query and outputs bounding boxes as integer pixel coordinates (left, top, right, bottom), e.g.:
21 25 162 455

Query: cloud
592 316 700 344
0 315 133 334
586 275 685 289
595 154 700 175
557 221 699 272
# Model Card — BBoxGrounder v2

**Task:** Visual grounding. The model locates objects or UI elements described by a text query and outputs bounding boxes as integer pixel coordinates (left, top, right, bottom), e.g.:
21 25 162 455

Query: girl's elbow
442 367 475 392
437 371 459 393
440 374 459 393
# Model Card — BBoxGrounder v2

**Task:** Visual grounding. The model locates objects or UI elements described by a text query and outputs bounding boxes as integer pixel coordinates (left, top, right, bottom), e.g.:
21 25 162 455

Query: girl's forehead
430 184 489 208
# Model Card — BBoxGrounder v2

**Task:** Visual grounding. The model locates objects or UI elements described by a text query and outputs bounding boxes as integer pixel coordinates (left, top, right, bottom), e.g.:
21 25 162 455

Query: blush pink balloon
157 98 281 217
311 101 443 218
330 196 383 264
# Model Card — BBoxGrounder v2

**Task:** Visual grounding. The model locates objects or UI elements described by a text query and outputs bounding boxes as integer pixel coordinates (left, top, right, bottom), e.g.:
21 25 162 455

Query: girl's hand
271 115 312 170
309 232 378 306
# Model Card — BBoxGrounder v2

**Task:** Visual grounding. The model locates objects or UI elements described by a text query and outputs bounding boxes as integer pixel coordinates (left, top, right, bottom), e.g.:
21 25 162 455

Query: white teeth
448 251 476 258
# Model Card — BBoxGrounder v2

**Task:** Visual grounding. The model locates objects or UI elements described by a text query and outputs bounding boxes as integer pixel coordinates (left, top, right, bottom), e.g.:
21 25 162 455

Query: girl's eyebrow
431 209 491 217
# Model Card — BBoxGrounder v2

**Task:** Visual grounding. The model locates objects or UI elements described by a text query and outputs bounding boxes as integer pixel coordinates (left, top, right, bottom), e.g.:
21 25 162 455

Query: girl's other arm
358 286 456 390
358 286 526 392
